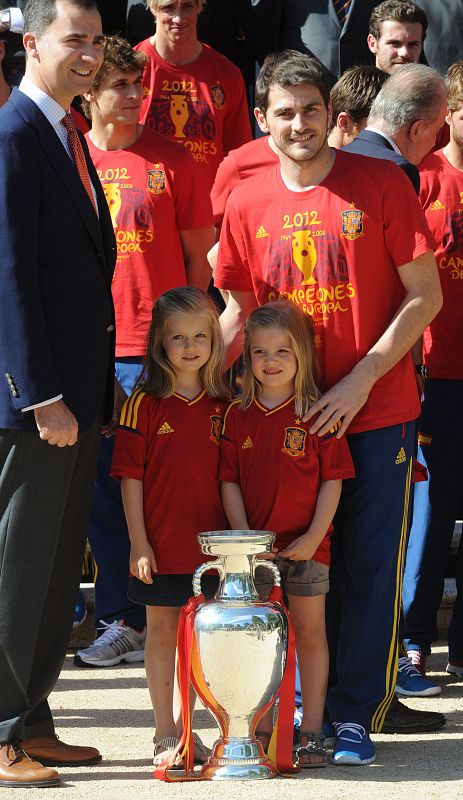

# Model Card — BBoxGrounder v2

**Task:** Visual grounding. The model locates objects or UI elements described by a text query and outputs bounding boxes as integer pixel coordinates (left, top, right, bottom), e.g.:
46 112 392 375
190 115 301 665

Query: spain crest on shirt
341 205 364 241
282 426 306 457
147 164 166 195
210 83 225 109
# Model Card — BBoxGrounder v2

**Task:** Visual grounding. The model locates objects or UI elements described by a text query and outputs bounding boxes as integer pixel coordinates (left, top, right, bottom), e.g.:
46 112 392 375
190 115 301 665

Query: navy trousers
88 358 146 632
326 422 415 731
403 379 463 659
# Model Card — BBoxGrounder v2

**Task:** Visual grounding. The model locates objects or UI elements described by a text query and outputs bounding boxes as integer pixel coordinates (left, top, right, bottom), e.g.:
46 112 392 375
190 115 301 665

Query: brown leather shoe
21 734 102 766
0 742 60 787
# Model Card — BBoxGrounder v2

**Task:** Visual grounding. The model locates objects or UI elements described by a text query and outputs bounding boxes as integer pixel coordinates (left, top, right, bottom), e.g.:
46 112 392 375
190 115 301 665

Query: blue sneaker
73 589 87 628
332 723 376 765
396 656 441 697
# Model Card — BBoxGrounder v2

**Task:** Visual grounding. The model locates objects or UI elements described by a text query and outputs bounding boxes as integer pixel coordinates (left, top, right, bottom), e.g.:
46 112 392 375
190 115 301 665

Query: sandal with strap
153 735 182 769
192 733 211 764
295 731 328 769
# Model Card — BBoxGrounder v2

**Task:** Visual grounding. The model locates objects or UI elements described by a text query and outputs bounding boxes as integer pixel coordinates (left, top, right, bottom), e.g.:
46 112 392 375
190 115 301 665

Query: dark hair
255 50 330 114
446 60 463 114
24 0 98 37
81 35 147 117
369 0 428 41
328 65 389 133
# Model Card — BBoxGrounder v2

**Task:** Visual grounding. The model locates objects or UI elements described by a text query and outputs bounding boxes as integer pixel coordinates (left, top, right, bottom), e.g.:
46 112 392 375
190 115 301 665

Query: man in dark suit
344 63 447 193
0 0 116 787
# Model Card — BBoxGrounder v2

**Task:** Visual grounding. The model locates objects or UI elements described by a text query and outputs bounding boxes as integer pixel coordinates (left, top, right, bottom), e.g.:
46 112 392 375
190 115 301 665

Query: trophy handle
253 559 281 588
193 560 224 597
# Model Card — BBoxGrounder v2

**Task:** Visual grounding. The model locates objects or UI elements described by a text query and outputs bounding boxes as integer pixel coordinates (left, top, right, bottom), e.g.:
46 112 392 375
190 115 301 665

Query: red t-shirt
211 136 279 229
419 149 463 379
111 389 228 574
86 129 212 357
215 151 435 434
220 397 355 565
134 39 252 190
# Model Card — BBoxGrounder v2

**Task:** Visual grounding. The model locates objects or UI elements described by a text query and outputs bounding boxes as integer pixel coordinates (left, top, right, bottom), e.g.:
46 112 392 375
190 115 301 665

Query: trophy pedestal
201 737 276 780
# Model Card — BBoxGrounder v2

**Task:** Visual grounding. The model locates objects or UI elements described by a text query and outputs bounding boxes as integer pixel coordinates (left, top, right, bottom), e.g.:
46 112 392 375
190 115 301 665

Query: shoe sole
380 719 445 734
31 755 102 767
332 752 376 765
446 665 463 677
395 684 442 697
0 778 61 787
73 652 145 668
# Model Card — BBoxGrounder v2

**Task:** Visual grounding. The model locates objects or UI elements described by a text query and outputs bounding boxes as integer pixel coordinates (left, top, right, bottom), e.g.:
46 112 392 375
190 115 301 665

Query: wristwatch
0 8 24 34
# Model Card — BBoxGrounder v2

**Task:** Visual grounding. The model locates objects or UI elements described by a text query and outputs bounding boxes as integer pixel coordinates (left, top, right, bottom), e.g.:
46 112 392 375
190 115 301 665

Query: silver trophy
192 530 288 780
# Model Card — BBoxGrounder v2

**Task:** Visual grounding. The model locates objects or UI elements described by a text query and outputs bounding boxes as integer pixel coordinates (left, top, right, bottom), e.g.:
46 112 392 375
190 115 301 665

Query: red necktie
61 112 97 212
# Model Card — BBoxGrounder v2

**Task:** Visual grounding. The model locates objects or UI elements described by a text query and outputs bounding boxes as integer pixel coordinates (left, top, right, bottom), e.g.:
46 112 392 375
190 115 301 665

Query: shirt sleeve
382 163 436 267
214 191 254 292
219 405 240 483
306 414 356 482
211 151 240 230
222 66 252 156
110 392 151 481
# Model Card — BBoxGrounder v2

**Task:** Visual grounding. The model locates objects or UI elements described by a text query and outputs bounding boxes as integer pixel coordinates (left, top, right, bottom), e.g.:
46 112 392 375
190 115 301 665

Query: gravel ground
5 644 462 800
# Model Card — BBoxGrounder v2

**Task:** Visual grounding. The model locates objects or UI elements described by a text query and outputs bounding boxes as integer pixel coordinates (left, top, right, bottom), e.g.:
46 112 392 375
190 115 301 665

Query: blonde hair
147 0 205 12
138 287 229 399
241 301 321 417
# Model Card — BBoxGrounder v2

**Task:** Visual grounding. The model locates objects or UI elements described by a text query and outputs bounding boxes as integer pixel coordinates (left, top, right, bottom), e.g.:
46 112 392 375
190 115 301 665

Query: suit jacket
0 89 116 432
343 129 420 194
250 0 380 82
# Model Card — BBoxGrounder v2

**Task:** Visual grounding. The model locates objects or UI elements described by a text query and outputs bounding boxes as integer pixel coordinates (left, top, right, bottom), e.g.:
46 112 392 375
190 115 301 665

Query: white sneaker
74 620 146 667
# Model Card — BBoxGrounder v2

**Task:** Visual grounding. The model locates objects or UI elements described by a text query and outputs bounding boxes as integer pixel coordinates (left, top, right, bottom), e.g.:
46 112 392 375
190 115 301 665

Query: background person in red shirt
402 59 463 678
74 35 214 669
135 0 252 192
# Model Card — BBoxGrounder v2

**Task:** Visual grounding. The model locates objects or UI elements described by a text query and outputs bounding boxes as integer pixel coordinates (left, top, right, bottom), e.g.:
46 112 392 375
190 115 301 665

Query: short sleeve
110 391 151 481
214 192 254 292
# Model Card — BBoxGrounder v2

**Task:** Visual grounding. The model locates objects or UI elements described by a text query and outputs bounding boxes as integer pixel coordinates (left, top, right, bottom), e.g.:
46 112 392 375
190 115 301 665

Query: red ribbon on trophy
154 586 298 782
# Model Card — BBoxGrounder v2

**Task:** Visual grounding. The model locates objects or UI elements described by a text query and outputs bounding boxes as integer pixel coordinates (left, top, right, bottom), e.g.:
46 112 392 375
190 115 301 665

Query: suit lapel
10 90 107 268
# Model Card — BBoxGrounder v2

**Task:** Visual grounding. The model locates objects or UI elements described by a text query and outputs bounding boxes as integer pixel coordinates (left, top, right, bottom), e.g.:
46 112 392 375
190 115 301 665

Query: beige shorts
255 557 329 598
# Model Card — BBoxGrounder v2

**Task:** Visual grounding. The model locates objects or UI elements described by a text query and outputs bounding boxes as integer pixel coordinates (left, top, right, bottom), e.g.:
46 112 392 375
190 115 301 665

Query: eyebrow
63 32 105 42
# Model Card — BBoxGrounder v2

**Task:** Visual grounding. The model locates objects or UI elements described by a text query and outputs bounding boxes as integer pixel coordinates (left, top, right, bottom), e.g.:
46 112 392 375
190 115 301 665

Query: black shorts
128 572 220 607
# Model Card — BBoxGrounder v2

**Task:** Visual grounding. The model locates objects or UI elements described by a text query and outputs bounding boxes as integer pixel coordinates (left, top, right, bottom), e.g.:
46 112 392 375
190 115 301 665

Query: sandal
152 735 182 769
192 732 211 764
295 731 328 769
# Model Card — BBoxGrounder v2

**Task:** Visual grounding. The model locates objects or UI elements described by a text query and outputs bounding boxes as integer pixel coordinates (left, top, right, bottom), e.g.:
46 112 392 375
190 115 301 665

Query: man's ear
254 106 269 134
83 89 95 105
445 108 452 127
408 118 423 143
23 31 39 58
367 33 378 55
336 111 354 135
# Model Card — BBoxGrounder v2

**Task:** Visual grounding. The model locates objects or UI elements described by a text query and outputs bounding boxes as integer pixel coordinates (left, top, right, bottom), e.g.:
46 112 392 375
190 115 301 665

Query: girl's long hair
137 286 229 399
240 301 321 417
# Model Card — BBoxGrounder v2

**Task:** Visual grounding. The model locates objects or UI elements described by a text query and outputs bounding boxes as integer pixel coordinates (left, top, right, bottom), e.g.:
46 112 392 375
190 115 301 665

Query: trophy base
200 737 277 780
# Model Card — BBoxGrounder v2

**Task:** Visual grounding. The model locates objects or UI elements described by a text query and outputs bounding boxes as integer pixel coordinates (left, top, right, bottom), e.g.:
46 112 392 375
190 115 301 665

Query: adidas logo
256 226 269 239
430 199 445 211
395 447 406 464
157 421 174 435
242 435 253 449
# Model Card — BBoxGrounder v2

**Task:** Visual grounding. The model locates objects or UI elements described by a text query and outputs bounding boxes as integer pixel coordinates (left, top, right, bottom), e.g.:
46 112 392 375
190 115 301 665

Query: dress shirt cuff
21 394 63 412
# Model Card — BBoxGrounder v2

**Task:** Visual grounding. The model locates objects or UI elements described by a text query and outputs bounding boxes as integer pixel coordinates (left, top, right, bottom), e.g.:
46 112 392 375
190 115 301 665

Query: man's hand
34 399 78 447
130 542 157 584
102 376 128 437
305 367 373 437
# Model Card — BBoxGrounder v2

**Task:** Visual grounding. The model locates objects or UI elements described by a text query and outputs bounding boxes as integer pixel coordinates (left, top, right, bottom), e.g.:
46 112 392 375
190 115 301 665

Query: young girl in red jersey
220 301 355 767
111 287 229 767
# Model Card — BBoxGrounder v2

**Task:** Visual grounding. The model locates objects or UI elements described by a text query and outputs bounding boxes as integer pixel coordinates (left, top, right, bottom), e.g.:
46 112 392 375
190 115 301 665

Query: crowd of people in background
0 0 462 787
